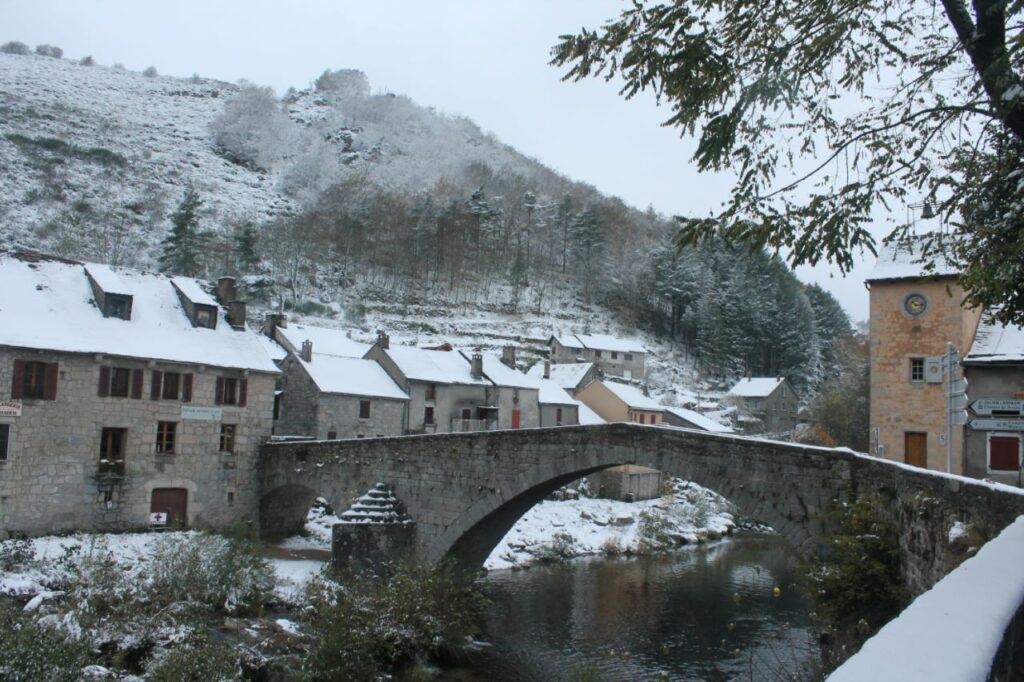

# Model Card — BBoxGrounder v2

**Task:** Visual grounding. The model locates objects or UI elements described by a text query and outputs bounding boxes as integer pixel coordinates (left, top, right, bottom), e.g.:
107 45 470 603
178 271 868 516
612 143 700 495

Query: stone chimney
227 300 247 330
377 330 390 350
544 360 550 379
471 351 484 378
301 340 313 362
261 312 288 338
215 276 237 305
501 345 516 368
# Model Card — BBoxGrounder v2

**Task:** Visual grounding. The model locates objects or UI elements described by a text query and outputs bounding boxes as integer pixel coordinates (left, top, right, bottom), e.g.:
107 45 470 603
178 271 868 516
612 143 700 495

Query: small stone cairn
332 483 415 574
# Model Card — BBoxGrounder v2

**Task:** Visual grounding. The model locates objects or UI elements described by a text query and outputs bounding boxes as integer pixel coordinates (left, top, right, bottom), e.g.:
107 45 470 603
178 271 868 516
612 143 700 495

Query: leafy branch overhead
552 0 1024 324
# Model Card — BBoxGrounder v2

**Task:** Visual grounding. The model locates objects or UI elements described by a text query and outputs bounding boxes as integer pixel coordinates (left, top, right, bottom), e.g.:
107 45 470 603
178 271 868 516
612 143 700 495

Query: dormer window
85 264 133 321
195 306 216 329
105 295 131 320
171 277 219 330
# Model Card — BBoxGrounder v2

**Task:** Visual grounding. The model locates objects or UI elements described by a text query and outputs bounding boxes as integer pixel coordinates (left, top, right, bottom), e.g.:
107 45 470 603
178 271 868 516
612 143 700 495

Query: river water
463 535 820 681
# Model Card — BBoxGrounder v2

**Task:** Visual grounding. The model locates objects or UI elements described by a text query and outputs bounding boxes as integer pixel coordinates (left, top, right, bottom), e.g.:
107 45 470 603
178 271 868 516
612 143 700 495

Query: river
456 535 820 681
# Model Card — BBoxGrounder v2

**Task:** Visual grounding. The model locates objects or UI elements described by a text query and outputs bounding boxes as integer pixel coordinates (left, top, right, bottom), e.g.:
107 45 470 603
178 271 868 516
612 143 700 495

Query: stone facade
0 347 276 535
275 354 407 440
728 379 799 434
962 362 1024 485
868 277 981 473
539 402 578 427
548 336 646 379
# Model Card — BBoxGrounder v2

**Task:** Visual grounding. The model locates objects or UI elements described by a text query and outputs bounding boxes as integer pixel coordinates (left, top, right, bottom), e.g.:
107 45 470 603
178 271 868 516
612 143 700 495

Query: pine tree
233 222 261 275
159 187 207 276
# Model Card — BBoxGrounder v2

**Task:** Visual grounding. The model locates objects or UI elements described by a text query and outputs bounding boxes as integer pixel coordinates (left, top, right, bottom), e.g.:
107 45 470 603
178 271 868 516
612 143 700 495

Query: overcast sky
5 0 900 322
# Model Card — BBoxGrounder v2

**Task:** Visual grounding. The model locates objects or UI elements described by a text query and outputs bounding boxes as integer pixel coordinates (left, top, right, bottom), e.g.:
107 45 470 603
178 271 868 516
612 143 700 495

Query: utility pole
945 342 968 474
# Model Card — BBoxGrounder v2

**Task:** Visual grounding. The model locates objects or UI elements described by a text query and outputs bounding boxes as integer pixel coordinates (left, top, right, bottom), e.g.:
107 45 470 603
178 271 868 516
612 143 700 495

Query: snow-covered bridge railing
828 515 1024 681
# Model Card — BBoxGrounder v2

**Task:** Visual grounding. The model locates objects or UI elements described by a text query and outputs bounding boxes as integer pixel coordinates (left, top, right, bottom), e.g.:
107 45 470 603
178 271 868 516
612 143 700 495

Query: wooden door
151 488 188 527
511 409 521 429
905 432 928 468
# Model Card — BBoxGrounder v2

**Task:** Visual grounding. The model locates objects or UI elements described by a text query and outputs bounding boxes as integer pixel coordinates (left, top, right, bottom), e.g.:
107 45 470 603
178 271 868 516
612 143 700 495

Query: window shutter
151 370 162 400
98 366 111 397
182 373 193 403
214 377 224 405
238 379 248 407
43 363 58 401
131 369 144 399
11 360 25 399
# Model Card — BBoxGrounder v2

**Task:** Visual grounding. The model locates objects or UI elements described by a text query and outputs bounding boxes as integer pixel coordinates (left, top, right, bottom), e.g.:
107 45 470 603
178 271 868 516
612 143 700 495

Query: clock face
904 293 927 316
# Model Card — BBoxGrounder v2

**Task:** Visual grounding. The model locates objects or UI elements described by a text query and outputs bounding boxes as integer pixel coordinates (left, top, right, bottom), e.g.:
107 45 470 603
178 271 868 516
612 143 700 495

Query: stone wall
275 354 319 437
260 423 1024 593
0 347 276 536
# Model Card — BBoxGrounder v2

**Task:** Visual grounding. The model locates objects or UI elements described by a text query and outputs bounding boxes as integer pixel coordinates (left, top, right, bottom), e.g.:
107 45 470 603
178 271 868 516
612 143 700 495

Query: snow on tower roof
297 354 409 400
964 313 1024 364
277 323 369 358
379 345 490 385
0 252 279 373
601 381 663 411
866 236 959 282
727 377 786 398
663 406 734 433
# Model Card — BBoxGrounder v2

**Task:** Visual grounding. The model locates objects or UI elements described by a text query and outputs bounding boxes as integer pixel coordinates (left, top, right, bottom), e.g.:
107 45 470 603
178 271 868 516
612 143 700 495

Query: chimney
301 340 313 362
377 329 390 350
227 300 247 330
501 345 516 368
215 276 237 305
544 360 550 379
471 351 483 378
261 312 288 337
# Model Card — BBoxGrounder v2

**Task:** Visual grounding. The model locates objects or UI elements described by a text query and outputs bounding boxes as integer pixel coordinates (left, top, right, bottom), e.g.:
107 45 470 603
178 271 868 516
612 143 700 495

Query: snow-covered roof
551 335 584 349
84 262 131 295
574 333 647 354
727 377 786 398
471 353 540 390
257 334 288 362
663 406 734 433
297 354 408 400
866 236 960 282
170 275 218 306
381 345 490 385
277 323 369 359
526 361 596 390
601 381 663 411
0 252 279 373
537 378 578 406
577 402 605 425
964 313 1024 364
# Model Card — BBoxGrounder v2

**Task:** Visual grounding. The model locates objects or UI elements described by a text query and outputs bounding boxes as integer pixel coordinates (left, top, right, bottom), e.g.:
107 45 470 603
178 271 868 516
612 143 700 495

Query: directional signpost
969 399 1024 416
968 418 1024 431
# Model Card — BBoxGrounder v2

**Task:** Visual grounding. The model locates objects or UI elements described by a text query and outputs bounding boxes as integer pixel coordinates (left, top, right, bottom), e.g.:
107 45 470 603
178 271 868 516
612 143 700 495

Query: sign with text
968 418 1024 432
969 399 1024 416
0 400 22 417
180 405 223 422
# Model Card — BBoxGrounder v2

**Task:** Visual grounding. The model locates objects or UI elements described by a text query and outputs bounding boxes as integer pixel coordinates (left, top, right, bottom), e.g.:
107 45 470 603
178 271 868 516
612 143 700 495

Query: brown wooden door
905 432 928 468
511 409 521 429
151 488 188 527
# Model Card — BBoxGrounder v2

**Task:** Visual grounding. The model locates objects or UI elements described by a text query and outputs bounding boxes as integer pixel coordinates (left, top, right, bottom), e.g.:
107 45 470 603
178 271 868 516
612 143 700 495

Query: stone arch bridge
259 423 1024 593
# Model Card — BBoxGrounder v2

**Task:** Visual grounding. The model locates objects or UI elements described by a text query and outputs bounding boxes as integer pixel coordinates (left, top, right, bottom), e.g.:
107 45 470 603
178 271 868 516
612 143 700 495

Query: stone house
866 237 981 473
0 252 279 536
961 314 1024 486
662 406 734 434
470 348 540 430
274 343 409 440
548 334 647 379
536 378 580 427
576 380 664 425
526 360 600 396
726 377 799 434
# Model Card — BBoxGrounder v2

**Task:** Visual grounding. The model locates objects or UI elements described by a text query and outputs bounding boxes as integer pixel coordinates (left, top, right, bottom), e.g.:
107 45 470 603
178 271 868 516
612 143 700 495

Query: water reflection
475 536 818 681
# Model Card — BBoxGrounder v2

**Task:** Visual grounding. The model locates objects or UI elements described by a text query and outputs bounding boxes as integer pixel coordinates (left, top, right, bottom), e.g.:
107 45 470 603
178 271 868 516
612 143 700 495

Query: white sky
4 0 898 322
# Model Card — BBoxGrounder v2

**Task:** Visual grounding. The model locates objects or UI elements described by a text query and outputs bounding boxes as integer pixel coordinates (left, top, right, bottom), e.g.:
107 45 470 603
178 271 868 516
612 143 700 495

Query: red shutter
131 369 144 399
11 360 25 399
182 373 193 403
98 366 111 397
151 370 163 400
238 379 248 407
214 377 224 405
43 363 58 401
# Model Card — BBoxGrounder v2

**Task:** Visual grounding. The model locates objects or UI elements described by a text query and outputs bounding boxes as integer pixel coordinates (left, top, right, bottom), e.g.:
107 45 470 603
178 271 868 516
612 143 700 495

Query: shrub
35 44 62 58
302 562 487 679
637 509 675 550
0 538 35 571
79 55 94 66
531 531 577 562
142 66 158 78
145 635 241 682
1 41 30 55
0 603 94 681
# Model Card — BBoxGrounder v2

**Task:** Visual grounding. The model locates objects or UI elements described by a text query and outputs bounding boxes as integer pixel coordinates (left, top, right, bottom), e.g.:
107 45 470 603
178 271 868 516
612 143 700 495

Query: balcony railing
450 418 498 433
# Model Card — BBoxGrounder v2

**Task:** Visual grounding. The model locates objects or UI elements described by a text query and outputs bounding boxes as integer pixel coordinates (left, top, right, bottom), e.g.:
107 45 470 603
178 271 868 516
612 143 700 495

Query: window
0 424 9 461
99 428 127 474
99 366 141 398
215 377 247 406
219 424 236 452
910 357 925 382
424 406 435 425
989 434 1021 472
611 351 618 360
13 360 55 400
162 372 181 400
195 307 215 329
226 491 235 506
461 408 472 420
327 430 337 440
639 413 645 424
594 350 602 358
425 383 437 401
156 421 176 453
111 368 131 397
105 295 130 320
555 407 563 425
624 353 633 361
359 400 371 419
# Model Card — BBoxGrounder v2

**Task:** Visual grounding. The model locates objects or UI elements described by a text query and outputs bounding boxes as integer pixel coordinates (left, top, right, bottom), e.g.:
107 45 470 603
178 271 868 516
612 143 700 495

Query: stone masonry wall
0 347 276 536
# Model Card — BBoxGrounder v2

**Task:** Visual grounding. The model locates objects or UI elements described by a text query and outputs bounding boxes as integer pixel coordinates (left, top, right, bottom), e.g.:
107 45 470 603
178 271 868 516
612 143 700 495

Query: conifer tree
159 186 207 277
233 222 261 275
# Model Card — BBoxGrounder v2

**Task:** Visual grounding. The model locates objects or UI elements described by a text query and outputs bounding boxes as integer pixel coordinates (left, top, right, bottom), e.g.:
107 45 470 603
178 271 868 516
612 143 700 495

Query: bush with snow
79 55 94 66
210 82 297 171
1 40 30 55
142 65 158 78
0 604 93 682
35 44 63 58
